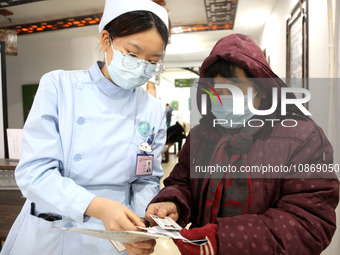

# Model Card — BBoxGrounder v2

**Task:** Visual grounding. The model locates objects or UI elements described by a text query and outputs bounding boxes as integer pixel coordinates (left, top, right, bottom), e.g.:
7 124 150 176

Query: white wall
260 0 331 76
260 1 340 254
260 0 337 129
260 0 338 142
260 0 297 77
6 26 100 128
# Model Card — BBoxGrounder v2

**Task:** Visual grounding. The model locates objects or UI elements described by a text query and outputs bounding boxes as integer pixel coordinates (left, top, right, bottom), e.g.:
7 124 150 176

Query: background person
1 0 169 254
166 121 186 152
165 103 173 128
146 34 339 255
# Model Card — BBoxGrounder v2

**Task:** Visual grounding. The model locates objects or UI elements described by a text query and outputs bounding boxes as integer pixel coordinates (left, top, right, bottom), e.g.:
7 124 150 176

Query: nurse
1 0 169 254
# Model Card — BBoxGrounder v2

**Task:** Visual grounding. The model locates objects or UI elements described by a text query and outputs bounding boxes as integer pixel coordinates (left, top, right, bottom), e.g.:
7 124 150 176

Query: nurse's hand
85 197 145 231
145 202 179 226
124 239 156 255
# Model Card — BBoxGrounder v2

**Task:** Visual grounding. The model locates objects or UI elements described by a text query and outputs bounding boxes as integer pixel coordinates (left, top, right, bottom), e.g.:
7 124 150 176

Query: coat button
73 154 82 161
77 117 85 125
77 83 83 89
65 222 73 228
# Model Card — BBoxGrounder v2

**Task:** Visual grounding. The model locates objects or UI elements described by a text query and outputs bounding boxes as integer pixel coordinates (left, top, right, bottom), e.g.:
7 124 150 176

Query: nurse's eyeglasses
113 40 164 76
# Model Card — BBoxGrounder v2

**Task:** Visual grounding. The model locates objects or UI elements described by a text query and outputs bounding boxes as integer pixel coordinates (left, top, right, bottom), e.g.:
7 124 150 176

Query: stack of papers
56 227 168 243
57 215 207 252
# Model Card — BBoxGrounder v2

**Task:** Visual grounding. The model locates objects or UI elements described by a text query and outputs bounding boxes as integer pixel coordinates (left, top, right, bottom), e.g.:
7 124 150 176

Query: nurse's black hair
104 11 169 46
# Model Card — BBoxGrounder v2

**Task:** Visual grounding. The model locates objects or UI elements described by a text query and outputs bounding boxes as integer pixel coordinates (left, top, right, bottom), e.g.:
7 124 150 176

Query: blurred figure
165 103 173 128
166 121 186 152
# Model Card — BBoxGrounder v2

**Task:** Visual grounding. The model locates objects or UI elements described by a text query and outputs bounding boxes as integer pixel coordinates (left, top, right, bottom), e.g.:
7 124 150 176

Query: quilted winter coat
149 34 339 255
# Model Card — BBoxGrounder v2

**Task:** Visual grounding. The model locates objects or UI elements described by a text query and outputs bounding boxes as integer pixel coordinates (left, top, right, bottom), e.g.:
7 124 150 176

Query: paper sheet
56 215 208 253
56 227 169 244
6 129 23 160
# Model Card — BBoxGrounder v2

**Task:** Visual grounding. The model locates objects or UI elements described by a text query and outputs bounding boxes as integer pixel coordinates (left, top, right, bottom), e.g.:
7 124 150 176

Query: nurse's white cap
98 0 169 32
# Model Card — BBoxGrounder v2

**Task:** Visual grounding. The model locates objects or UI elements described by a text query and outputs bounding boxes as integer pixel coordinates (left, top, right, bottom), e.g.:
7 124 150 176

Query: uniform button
73 154 82 161
65 222 73 228
77 117 85 125
77 83 83 89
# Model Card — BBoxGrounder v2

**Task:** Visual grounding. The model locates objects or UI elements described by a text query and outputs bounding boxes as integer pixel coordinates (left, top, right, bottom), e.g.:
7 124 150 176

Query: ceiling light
5 13 102 35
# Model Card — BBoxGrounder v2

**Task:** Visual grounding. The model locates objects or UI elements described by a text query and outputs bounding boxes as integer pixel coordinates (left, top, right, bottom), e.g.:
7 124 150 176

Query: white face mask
105 44 152 90
211 92 257 129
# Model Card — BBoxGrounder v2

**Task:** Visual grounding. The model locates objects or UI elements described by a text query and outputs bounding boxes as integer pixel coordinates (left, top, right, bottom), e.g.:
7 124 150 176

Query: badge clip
138 142 152 153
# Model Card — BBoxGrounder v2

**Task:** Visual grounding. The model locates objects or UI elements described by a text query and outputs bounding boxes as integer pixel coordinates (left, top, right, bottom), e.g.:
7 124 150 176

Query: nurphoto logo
198 82 312 128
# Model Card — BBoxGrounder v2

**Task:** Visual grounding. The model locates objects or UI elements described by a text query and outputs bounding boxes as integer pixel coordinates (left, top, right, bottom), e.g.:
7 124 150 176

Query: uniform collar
89 61 133 99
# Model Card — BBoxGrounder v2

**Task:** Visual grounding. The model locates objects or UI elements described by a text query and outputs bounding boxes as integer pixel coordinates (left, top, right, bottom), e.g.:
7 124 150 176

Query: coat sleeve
216 127 339 255
148 134 192 227
15 73 96 223
130 112 166 217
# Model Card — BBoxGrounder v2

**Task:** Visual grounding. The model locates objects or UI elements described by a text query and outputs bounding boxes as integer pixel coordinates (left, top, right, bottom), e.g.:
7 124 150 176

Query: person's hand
124 239 156 255
145 202 179 226
173 224 218 255
85 197 145 231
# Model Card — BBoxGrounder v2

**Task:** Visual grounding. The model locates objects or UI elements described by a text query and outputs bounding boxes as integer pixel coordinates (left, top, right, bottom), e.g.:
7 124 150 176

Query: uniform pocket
62 221 118 255
131 134 146 146
127 135 148 178
9 212 62 255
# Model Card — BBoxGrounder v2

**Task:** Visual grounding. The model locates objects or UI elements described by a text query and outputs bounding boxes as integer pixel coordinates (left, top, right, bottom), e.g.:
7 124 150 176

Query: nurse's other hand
145 202 179 226
124 239 156 255
85 197 145 231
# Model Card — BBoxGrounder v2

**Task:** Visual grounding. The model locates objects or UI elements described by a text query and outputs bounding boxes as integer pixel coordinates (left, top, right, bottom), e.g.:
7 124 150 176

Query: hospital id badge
136 154 154 176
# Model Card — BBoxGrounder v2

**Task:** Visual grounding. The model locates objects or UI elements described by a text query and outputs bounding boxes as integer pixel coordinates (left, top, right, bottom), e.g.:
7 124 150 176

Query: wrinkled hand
124 239 156 255
174 224 218 255
145 202 179 226
85 197 145 231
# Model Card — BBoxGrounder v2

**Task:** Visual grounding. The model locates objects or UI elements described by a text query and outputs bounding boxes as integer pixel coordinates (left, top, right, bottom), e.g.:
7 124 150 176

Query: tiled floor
152 152 181 255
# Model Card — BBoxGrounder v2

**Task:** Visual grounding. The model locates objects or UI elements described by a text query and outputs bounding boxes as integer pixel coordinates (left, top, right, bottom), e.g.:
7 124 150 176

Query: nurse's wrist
85 196 123 222
84 196 107 220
